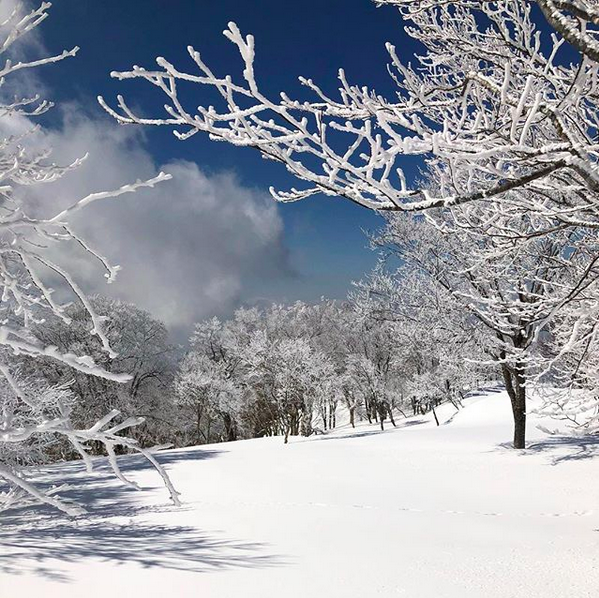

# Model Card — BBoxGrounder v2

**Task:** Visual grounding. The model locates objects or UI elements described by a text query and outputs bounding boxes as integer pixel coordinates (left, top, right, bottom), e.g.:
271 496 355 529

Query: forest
2 2 599 596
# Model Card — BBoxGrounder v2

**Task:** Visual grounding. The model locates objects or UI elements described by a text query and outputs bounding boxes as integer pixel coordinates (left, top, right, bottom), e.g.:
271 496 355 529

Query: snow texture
2 387 598 597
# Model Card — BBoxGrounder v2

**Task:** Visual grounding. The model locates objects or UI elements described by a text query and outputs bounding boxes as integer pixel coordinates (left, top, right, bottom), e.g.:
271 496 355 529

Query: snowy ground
2 388 599 597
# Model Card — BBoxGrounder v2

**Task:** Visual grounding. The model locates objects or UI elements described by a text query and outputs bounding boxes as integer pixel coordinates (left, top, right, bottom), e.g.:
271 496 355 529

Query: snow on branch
48 172 171 224
0 3 177 515
537 0 599 62
100 2 599 221
0 370 181 516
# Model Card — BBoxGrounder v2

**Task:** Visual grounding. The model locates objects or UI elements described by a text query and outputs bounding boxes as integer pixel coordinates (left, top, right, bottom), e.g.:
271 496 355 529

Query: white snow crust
2 388 598 597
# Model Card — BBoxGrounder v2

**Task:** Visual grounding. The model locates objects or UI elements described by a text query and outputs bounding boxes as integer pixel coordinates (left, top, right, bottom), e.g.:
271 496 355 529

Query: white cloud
10 108 294 336
0 3 295 339
0 0 24 22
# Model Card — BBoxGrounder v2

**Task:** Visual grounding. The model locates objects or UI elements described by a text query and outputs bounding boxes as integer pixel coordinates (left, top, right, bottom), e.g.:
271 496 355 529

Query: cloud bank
10 109 294 336
0 9 294 338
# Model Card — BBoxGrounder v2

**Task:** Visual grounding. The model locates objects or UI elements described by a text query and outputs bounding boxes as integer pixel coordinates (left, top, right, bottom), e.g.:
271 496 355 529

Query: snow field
2 389 599 597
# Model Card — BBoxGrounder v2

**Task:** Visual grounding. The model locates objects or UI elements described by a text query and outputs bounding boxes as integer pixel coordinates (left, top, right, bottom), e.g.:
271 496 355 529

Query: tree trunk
290 410 300 436
300 408 312 437
377 402 386 431
512 398 526 449
502 363 526 449
222 412 237 442
387 403 396 428
196 404 203 445
365 396 372 423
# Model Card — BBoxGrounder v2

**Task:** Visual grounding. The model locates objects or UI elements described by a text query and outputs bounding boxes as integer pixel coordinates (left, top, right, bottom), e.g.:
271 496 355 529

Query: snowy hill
2 388 599 597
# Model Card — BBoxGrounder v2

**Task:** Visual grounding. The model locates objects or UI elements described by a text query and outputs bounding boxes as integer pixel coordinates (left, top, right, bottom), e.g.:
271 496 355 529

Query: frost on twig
0 3 177 515
100 1 599 223
0 370 181 516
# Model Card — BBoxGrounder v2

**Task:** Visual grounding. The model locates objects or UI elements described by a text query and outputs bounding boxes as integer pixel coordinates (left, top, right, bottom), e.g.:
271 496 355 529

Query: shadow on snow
494 434 599 464
0 446 282 582
526 434 599 464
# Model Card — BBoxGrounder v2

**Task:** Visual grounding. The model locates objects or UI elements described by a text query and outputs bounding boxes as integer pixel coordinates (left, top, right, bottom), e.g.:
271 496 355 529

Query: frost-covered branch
0 3 176 514
0 371 180 515
100 1 599 222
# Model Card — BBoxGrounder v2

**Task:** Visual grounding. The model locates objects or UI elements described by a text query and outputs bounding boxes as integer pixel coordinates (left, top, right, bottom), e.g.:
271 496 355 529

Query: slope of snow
2 388 599 597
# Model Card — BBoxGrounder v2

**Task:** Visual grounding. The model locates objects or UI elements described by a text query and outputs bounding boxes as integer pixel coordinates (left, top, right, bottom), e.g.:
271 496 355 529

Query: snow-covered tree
344 354 398 430
353 266 493 421
179 302 360 442
0 3 177 515
100 0 599 222
239 332 329 442
534 265 599 434
176 351 242 444
178 292 496 444
0 370 75 470
27 296 178 450
366 201 597 447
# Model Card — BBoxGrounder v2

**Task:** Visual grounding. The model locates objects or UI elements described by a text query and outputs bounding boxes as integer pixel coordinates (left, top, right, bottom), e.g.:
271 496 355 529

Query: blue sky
27 0 421 334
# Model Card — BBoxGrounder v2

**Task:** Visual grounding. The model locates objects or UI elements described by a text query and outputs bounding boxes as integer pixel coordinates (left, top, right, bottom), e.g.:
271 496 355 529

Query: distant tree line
19 290 494 454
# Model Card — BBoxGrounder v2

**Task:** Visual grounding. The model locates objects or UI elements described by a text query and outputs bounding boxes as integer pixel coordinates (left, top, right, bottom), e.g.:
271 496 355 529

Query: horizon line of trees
6 0 599 516
21 280 595 458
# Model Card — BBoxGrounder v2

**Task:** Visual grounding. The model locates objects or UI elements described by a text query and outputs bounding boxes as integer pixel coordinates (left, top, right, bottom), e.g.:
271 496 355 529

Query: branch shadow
397 419 428 428
311 429 384 442
494 434 599 464
0 446 283 583
4 446 223 518
0 518 282 583
525 435 599 464
466 385 505 396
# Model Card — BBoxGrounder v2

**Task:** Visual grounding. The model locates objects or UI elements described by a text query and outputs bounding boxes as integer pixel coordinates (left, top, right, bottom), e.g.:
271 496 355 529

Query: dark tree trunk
222 412 237 442
300 406 312 437
365 396 372 423
196 404 203 445
377 401 386 431
387 403 396 428
502 363 527 449
512 399 526 449
290 411 300 436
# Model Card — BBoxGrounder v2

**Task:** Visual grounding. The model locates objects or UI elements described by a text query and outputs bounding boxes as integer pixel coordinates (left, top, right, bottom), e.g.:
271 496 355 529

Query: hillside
2 388 599 597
